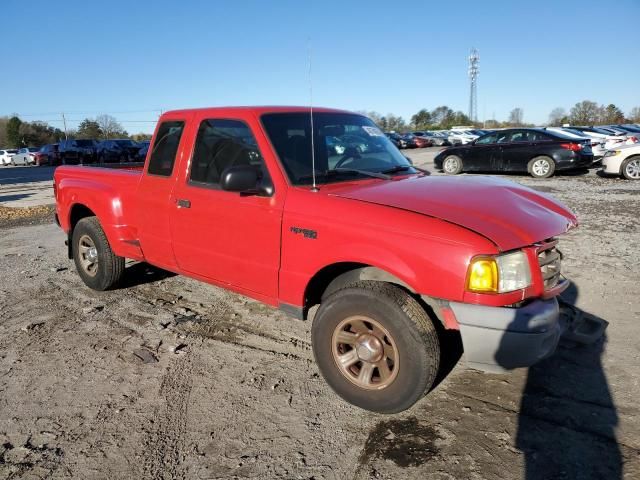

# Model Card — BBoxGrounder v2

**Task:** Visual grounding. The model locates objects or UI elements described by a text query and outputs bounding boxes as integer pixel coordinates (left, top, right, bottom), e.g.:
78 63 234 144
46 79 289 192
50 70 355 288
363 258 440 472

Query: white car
11 147 39 165
447 130 478 145
546 128 606 158
568 126 636 150
0 149 18 165
601 144 640 179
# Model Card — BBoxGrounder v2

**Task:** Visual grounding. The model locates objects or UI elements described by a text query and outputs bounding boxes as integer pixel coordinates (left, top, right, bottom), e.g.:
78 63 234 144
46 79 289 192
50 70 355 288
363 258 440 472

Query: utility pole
61 113 68 139
468 48 479 123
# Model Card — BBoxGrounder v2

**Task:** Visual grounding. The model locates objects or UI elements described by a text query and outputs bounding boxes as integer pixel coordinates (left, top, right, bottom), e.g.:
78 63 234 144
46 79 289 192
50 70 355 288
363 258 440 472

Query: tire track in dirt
142 353 197 480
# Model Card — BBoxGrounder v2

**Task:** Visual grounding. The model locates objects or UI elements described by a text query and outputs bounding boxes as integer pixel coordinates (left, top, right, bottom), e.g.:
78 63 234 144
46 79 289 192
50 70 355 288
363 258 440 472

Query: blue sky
2 0 639 133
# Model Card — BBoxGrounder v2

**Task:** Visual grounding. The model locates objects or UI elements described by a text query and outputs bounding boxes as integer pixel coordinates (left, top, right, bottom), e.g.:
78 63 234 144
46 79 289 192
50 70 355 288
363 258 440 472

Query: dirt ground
0 159 638 479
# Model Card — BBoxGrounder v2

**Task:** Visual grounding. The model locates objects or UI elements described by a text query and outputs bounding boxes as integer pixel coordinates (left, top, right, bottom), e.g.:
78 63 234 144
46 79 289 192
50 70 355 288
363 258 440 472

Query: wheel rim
443 157 459 173
625 159 640 179
78 234 99 277
532 159 550 176
331 315 399 390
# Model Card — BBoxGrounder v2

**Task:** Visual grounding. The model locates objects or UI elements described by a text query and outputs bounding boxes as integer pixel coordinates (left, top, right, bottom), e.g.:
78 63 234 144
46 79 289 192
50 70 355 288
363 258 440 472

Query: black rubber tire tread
442 155 463 175
312 281 440 413
621 156 640 180
527 156 555 178
72 216 125 291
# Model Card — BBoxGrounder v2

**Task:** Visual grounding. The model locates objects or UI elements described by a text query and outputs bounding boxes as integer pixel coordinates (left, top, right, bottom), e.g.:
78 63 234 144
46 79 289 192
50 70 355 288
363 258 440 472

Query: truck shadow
118 262 176 289
510 283 622 479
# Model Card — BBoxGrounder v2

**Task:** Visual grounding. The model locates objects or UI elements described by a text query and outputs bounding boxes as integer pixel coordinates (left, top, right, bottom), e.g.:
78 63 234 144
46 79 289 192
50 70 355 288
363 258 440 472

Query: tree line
0 114 152 148
361 101 640 133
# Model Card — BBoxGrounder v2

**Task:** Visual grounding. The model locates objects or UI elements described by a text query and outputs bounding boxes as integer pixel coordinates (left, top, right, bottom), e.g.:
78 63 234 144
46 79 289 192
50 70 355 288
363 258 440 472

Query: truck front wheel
311 282 440 413
72 217 125 291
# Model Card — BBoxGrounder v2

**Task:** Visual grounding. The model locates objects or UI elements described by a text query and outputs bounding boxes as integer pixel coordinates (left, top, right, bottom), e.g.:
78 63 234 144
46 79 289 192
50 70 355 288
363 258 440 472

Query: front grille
538 240 562 290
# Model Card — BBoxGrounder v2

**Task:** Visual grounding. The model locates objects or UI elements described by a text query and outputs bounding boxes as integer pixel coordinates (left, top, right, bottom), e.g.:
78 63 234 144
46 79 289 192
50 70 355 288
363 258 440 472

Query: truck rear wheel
72 217 125 291
311 282 440 413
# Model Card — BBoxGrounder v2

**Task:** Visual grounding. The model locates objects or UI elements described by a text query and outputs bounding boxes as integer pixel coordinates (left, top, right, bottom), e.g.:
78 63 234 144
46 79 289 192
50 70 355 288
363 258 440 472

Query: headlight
467 251 532 294
604 150 620 157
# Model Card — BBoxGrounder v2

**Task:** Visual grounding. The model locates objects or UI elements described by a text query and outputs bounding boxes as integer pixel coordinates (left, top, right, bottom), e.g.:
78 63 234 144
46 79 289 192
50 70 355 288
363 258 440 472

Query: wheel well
303 263 415 319
67 204 96 258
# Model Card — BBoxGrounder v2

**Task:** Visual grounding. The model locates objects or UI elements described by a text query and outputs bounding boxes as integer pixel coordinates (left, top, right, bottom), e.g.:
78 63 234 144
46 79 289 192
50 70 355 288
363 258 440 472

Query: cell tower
468 48 479 122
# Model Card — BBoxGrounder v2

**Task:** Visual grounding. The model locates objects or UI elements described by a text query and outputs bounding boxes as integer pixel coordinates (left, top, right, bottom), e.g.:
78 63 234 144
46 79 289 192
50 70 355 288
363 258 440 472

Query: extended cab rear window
147 121 185 176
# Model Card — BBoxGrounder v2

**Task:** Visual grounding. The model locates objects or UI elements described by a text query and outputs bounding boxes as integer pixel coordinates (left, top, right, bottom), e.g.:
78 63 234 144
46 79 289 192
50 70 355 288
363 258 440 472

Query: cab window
147 121 185 177
189 119 267 187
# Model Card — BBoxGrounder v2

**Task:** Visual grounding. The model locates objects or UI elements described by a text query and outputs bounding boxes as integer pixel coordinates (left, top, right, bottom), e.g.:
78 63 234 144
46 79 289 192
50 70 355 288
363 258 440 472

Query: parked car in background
430 131 452 146
11 147 39 166
435 128 593 178
34 144 60 166
59 139 98 164
567 126 636 149
385 132 408 149
601 144 640 180
326 136 346 155
136 140 151 161
447 130 478 145
97 139 142 163
545 128 606 159
400 133 418 148
413 131 447 146
0 149 17 165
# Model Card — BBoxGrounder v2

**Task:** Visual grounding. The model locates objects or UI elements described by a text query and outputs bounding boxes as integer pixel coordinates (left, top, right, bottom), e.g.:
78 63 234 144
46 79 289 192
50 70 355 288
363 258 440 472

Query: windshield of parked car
261 112 415 185
28 147 39 152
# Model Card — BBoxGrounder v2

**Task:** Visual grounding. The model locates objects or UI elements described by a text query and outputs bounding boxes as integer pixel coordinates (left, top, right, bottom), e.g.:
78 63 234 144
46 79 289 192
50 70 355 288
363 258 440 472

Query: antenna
308 38 318 192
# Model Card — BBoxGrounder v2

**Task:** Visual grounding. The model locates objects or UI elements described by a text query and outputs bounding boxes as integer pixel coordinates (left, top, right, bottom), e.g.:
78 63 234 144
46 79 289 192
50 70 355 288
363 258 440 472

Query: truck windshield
261 112 414 185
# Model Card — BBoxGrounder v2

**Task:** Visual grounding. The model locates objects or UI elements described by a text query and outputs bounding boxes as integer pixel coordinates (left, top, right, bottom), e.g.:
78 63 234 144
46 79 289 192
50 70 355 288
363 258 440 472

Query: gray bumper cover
450 298 561 373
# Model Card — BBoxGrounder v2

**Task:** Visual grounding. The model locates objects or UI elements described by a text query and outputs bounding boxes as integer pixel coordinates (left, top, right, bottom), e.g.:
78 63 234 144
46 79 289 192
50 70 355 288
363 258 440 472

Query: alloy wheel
331 315 399 390
625 158 640 179
78 234 99 277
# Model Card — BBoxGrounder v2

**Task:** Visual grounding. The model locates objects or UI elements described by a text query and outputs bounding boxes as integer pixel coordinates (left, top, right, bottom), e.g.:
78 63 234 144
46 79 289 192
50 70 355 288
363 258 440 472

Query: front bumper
451 298 561 373
601 155 623 174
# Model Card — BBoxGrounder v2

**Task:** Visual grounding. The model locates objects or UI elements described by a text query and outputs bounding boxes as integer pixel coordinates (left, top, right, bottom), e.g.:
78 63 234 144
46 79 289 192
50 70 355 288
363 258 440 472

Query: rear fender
58 177 142 260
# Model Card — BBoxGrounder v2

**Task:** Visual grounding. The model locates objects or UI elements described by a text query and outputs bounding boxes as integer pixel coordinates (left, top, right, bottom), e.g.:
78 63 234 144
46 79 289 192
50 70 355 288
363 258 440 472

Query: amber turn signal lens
467 258 498 293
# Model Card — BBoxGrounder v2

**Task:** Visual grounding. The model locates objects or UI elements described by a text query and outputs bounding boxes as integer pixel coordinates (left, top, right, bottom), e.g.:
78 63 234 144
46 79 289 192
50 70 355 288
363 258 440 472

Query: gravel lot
0 151 638 479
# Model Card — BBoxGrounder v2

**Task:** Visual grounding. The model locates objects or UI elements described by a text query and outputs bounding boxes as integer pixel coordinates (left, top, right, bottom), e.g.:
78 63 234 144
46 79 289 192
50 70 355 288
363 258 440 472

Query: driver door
170 115 283 299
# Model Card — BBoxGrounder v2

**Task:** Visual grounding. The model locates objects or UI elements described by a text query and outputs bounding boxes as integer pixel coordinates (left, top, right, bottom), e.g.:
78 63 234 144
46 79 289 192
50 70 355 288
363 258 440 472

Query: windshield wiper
299 168 390 182
381 165 430 175
331 167 391 180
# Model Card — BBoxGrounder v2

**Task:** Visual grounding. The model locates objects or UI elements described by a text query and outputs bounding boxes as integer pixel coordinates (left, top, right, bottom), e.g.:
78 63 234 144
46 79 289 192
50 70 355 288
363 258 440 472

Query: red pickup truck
54 106 577 413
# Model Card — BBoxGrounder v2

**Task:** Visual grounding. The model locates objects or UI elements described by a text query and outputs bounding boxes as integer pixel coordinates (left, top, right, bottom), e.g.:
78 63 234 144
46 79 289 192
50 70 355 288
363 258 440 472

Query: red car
34 144 59 166
55 106 582 413
413 135 433 148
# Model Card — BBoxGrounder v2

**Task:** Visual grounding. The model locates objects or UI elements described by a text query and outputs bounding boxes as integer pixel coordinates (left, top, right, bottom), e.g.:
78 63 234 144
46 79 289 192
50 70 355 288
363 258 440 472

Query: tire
621 156 640 180
311 281 440 413
528 156 555 178
72 217 125 291
442 155 463 175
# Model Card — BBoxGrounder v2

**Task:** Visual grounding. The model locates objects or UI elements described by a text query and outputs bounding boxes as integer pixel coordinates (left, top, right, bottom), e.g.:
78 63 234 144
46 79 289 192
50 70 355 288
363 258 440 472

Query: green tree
410 109 432 130
76 119 103 139
131 132 152 142
430 106 454 126
6 116 22 147
600 104 625 124
570 100 601 125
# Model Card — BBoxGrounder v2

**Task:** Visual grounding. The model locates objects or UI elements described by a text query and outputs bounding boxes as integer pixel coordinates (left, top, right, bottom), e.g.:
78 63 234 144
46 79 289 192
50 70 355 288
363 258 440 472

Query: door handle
176 199 191 209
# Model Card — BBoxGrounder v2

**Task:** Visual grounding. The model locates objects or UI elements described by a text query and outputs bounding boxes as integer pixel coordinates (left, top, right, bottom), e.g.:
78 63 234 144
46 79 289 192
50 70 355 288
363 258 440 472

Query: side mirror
220 165 261 195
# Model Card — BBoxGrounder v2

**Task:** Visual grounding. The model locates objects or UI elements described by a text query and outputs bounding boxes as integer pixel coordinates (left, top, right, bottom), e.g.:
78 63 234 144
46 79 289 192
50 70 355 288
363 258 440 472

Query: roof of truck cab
160 106 356 117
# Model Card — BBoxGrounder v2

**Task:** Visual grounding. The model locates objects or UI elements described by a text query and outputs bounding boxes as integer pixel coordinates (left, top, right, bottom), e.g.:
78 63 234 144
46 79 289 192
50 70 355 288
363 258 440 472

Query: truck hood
330 176 577 251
